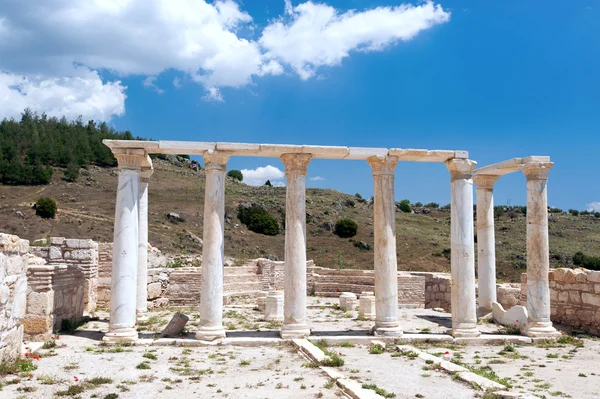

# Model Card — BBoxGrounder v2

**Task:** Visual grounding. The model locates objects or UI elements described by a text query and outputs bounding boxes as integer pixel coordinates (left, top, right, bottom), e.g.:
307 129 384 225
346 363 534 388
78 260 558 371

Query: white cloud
173 77 182 88
587 202 600 212
310 176 325 181
241 165 285 186
0 67 126 121
0 0 450 118
202 87 224 102
259 1 451 79
143 76 164 94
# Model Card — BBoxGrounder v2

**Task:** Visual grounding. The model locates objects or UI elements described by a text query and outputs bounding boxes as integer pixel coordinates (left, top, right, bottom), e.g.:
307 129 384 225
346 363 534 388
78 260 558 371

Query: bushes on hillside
35 198 57 219
424 202 439 209
227 170 243 181
237 204 279 236
398 199 411 213
573 252 600 271
334 218 357 238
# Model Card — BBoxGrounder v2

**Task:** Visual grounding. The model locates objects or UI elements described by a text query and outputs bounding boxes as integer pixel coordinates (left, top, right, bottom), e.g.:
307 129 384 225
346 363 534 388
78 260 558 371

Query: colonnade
474 159 560 338
102 140 558 342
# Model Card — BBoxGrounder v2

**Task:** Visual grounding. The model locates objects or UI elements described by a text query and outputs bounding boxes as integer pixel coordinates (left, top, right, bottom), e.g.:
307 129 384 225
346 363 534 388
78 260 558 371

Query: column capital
445 158 476 181
280 153 312 175
522 162 553 181
113 148 147 170
367 155 399 176
473 174 499 189
203 150 230 172
140 168 153 183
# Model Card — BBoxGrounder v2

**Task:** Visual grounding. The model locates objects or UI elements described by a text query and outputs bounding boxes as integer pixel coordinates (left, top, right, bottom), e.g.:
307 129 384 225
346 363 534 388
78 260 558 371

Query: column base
280 324 310 339
195 326 226 341
136 311 149 323
103 327 138 343
372 325 403 337
522 322 561 338
452 327 481 338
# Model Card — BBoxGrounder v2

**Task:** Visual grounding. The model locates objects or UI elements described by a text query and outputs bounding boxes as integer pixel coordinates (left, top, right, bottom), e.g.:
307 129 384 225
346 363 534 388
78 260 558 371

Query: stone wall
30 237 98 314
409 272 452 310
0 234 28 363
497 283 522 309
96 243 112 308
521 268 600 335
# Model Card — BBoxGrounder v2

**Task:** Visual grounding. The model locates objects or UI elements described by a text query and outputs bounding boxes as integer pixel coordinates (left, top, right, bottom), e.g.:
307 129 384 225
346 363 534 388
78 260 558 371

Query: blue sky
1 1 598 209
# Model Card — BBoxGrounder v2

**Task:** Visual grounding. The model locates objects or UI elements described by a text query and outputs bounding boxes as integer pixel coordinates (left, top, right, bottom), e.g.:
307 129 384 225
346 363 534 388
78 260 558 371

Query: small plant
340 342 355 348
88 377 113 385
321 351 344 367
334 218 358 238
136 362 151 370
104 394 119 399
35 197 57 218
324 379 335 389
239 359 251 366
142 352 157 360
56 384 86 396
362 383 396 398
42 340 57 349
369 344 385 354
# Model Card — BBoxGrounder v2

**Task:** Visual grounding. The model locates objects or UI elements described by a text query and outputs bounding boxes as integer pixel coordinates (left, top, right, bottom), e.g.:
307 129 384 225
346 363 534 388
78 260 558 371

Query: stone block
147 282 162 300
582 293 600 307
160 312 189 337
50 237 66 246
0 325 23 363
558 291 569 303
264 290 284 322
568 291 581 304
492 302 527 328
359 292 376 320
49 246 62 260
339 292 358 311
588 271 600 283
65 249 94 261
26 291 53 316
22 316 52 335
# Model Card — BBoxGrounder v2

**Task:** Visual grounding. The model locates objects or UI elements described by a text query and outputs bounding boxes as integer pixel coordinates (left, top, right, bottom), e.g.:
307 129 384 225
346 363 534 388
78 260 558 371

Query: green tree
264 180 272 186
398 199 411 213
35 197 57 218
334 219 358 238
227 169 243 181
63 163 79 182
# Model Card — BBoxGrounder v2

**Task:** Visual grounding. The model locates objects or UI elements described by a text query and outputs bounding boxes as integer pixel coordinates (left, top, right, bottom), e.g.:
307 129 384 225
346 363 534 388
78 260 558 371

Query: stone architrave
522 162 560 338
104 149 147 342
359 292 376 320
473 174 500 315
196 151 230 341
136 168 153 322
445 159 480 338
280 153 312 339
367 155 402 337
265 290 284 322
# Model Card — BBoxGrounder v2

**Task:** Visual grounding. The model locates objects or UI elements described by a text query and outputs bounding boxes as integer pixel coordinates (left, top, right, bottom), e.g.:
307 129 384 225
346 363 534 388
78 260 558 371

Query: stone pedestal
137 168 152 322
105 149 147 342
280 154 312 339
446 159 480 338
474 175 499 316
196 152 229 342
265 290 284 322
339 292 358 311
522 162 560 338
359 292 376 320
257 291 268 312
368 156 402 337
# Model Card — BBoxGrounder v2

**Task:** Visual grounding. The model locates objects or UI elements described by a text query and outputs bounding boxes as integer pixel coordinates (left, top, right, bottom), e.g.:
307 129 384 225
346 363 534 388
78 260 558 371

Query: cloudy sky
1 1 598 209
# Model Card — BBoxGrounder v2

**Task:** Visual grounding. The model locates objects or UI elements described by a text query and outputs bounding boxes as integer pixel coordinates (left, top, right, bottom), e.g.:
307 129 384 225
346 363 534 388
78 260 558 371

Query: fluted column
473 174 499 315
522 162 560 338
367 155 402 337
280 153 312 339
196 151 230 341
105 149 146 342
446 159 480 338
136 168 153 322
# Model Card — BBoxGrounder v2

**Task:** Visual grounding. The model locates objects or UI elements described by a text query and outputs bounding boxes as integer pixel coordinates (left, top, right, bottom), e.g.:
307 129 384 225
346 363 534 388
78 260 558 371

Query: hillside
1 158 599 283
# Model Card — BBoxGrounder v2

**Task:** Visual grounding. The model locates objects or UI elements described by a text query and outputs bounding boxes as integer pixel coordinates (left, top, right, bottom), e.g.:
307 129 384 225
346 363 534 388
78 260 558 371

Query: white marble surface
264 290 284 322
196 152 229 341
474 175 499 314
522 163 560 338
280 154 311 339
359 292 376 321
446 159 480 338
105 168 140 342
368 155 402 336
136 175 150 319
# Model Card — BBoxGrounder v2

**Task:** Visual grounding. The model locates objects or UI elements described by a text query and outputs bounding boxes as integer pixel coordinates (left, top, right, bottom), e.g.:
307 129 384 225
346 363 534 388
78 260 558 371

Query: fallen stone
160 312 190 337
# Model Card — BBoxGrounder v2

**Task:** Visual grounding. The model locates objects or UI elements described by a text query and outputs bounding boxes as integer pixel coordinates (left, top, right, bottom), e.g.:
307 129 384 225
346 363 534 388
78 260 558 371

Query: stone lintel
102 139 159 151
474 156 551 177
388 149 467 162
158 141 216 155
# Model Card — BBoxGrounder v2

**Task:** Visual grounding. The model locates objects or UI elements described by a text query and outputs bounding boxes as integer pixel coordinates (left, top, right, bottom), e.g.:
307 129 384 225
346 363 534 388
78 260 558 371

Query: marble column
196 151 229 341
280 153 312 339
473 174 499 316
445 159 480 338
105 149 146 342
367 155 402 337
522 162 560 338
136 168 153 322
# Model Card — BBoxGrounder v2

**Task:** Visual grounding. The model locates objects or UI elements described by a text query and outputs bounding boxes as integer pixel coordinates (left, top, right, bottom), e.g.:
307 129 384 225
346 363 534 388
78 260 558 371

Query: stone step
312 267 374 277
313 275 374 285
224 273 262 283
224 282 263 292
224 266 258 275
313 282 374 296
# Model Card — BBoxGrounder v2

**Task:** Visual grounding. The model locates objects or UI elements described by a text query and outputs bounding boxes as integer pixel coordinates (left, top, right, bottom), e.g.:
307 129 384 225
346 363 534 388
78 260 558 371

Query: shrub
398 199 411 213
264 180 272 186
334 219 357 238
237 204 279 236
63 163 79 182
414 202 423 208
549 207 563 214
595 212 600 218
440 204 451 210
35 197 57 218
572 251 600 271
227 170 243 181
344 199 355 207
494 206 505 219
568 209 580 216
355 193 362 199
424 202 439 209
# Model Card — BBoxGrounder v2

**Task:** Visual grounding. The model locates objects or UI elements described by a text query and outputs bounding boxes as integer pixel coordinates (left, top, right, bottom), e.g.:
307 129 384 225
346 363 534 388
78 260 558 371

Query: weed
369 344 385 354
362 383 396 398
136 362 151 370
56 384 86 396
88 377 113 385
142 352 157 360
42 340 57 349
340 342 355 348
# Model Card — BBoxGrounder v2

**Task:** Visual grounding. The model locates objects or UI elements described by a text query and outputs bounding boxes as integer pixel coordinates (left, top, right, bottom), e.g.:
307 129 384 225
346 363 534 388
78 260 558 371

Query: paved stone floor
3 297 599 398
